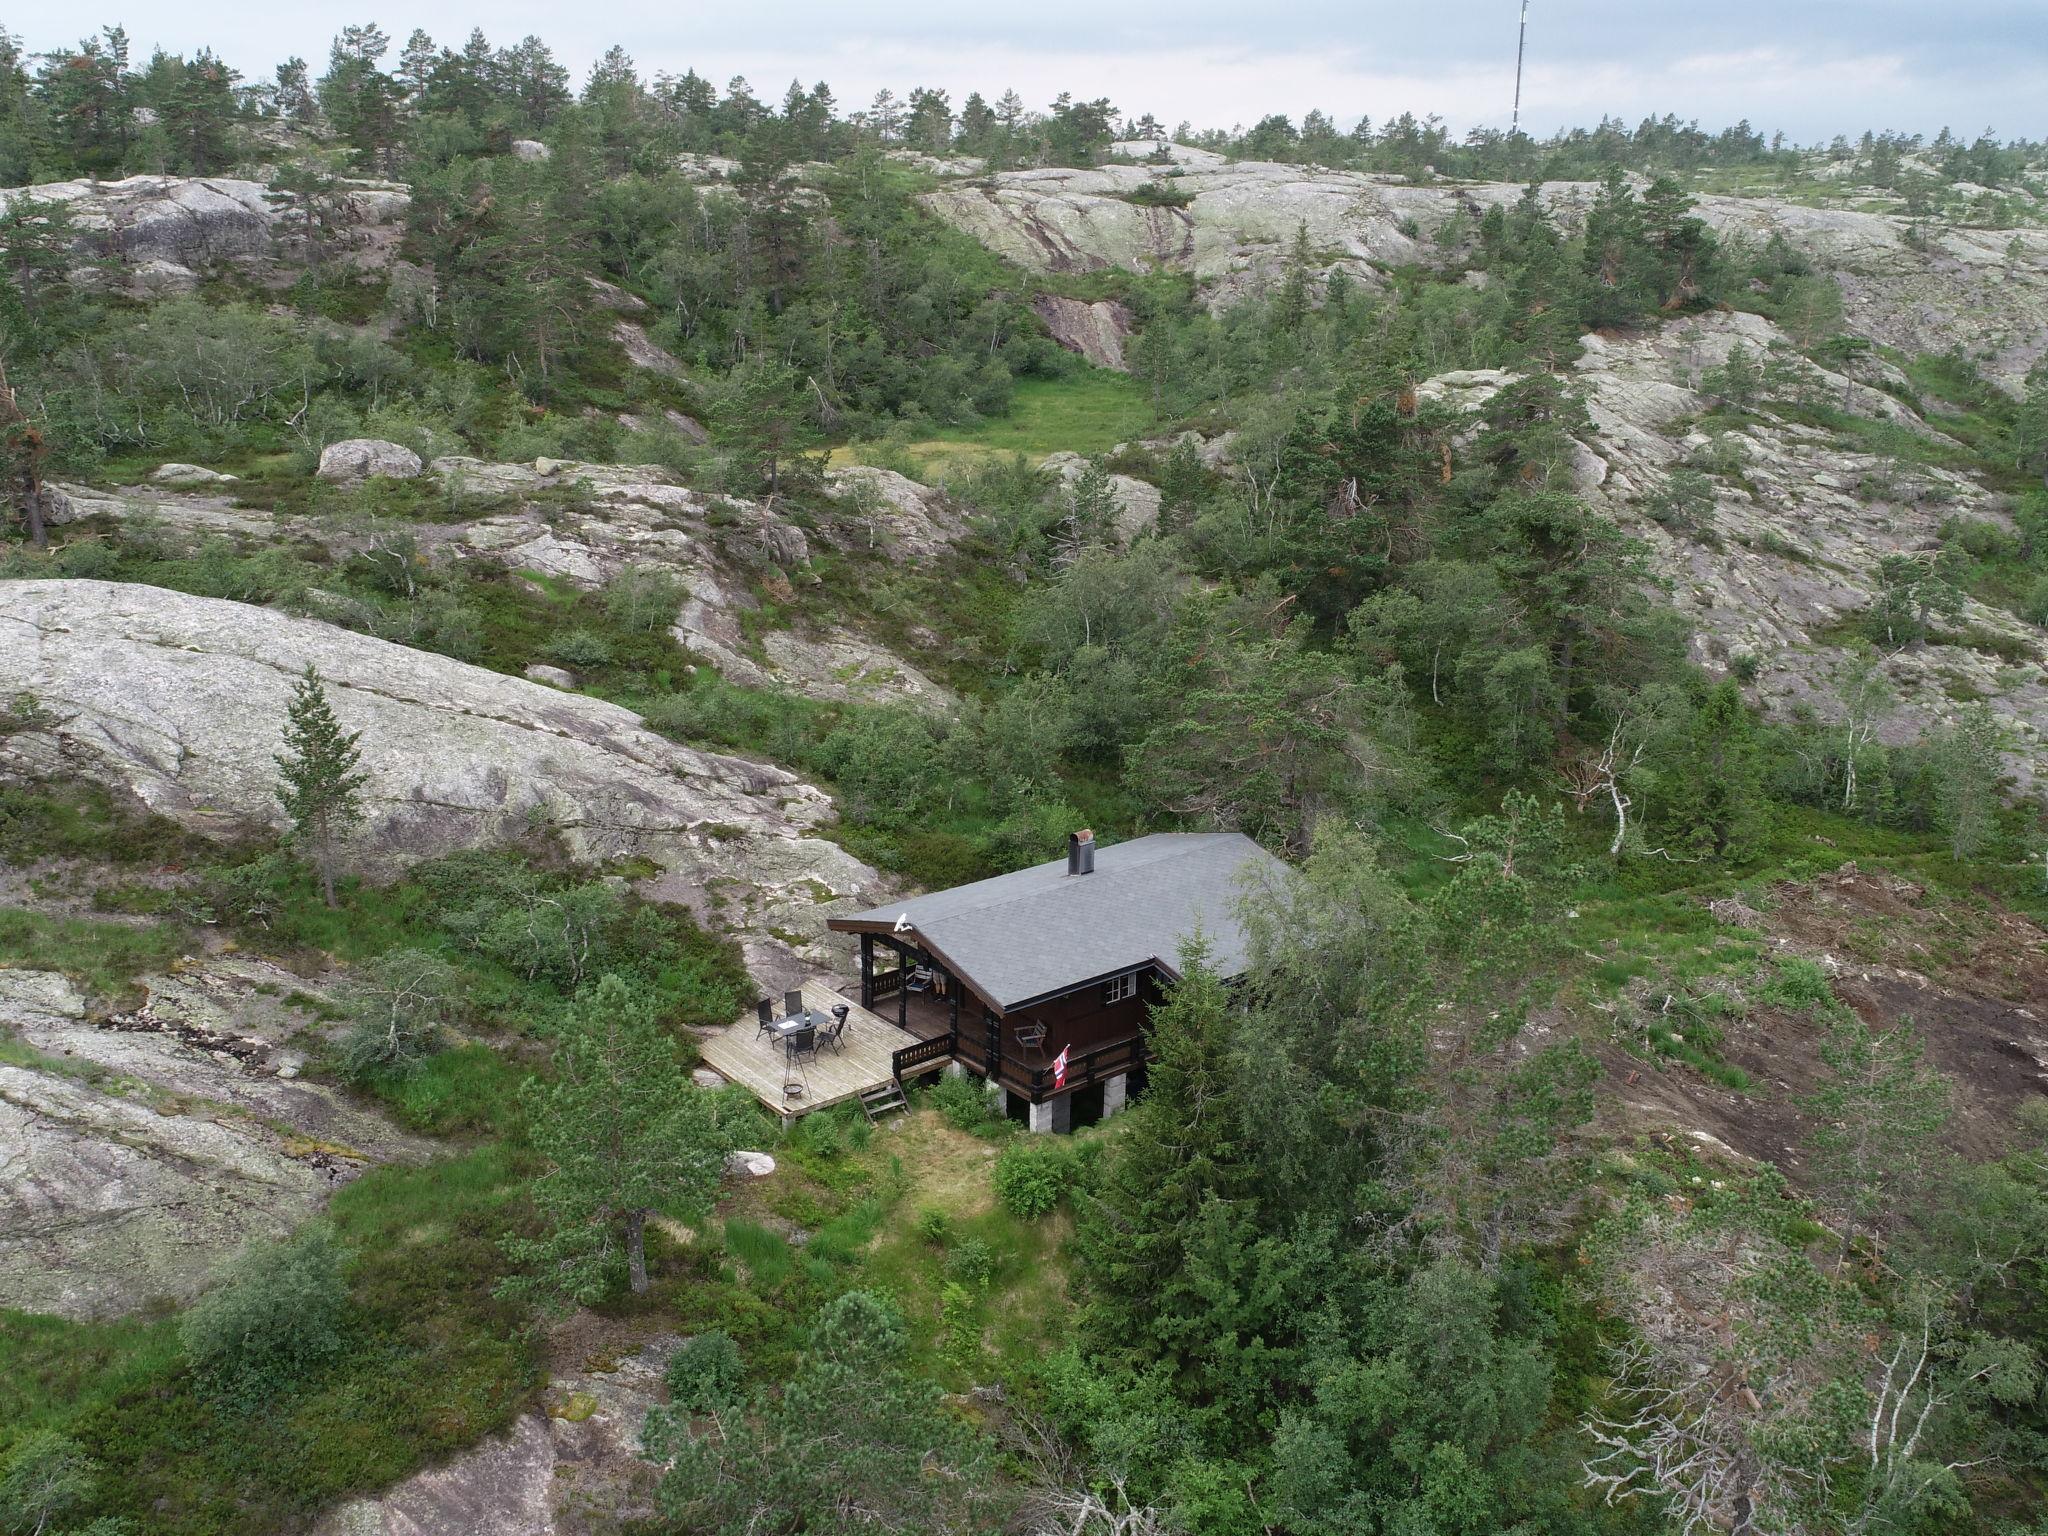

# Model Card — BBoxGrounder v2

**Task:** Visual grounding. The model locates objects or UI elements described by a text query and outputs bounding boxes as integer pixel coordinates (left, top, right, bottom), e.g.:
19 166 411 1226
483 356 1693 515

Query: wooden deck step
859 1080 909 1121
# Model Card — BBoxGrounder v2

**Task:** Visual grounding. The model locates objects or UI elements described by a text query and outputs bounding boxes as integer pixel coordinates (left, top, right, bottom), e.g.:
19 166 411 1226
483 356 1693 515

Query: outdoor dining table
772 1009 832 1038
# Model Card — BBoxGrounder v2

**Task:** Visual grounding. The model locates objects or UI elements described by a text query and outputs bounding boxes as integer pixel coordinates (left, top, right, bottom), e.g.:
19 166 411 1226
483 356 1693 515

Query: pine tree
500 974 736 1302
275 665 368 908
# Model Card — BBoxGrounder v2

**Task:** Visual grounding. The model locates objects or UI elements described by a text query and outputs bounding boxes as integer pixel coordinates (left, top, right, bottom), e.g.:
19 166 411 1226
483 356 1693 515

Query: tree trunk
626 1208 649 1293
318 848 337 909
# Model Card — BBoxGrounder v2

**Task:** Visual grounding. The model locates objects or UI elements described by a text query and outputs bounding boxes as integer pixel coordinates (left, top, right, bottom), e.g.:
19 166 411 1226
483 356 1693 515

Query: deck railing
892 1029 1145 1103
1014 1035 1145 1099
891 1033 955 1079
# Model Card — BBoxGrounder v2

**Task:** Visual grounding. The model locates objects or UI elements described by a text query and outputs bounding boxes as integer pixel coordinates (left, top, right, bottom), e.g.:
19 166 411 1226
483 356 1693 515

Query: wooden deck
698 979 932 1120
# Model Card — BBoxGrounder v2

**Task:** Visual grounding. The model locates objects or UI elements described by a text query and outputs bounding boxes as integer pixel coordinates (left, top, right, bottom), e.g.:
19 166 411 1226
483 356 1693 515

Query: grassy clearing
832 372 1156 469
0 908 185 999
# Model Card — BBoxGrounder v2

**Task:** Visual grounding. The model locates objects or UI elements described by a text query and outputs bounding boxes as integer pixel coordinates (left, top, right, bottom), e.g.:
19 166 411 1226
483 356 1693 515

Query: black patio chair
756 999 777 1038
784 1025 818 1064
783 988 806 1021
817 1013 848 1055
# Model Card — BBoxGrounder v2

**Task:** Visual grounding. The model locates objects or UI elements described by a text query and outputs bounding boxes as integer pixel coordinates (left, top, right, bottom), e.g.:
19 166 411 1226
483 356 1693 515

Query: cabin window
1104 972 1138 1004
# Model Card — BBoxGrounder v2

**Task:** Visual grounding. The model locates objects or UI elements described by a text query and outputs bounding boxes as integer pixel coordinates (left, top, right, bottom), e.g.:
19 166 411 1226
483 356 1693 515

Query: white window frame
1104 971 1138 1004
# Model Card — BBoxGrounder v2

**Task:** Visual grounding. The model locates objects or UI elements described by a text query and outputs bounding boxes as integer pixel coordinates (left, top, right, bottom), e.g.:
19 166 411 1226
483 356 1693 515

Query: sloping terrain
1 961 431 1319
1423 309 2048 782
0 580 872 972
1601 863 2048 1178
924 160 2048 383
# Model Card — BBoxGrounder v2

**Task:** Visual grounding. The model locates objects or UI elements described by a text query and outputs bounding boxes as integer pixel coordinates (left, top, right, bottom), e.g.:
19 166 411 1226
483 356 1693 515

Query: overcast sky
18 2 2048 144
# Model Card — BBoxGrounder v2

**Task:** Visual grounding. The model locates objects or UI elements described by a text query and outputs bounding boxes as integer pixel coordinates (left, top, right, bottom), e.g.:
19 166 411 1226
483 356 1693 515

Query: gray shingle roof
832 833 1287 1011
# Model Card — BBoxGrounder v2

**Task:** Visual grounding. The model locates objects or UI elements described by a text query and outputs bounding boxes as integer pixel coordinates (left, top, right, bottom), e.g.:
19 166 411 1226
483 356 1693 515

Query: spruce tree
275 665 368 908
1074 947 1257 1384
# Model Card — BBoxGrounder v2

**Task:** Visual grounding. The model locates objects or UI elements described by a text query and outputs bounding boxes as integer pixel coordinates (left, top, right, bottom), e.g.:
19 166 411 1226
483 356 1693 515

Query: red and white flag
1051 1045 1069 1090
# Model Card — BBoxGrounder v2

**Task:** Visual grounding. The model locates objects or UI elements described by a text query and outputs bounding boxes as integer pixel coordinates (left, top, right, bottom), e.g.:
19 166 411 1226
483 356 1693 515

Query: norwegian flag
1051 1045 1069 1090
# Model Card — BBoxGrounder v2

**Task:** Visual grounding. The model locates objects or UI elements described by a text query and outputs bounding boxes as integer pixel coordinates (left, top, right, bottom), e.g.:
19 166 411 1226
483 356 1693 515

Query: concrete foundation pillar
1028 1093 1072 1135
1101 1072 1128 1119
944 1060 966 1078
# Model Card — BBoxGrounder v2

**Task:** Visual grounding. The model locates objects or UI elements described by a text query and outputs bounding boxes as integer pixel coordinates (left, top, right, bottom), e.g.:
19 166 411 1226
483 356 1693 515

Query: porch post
898 940 908 1030
1102 1073 1129 1119
859 933 874 1009
1028 1093 1072 1135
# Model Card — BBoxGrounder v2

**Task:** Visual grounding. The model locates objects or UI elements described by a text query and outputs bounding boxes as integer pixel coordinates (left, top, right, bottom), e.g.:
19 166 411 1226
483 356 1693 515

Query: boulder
523 663 578 688
318 437 424 482
120 257 199 297
691 1067 726 1090
725 1150 777 1178
149 462 238 486
613 320 683 376
1040 451 1162 541
510 138 551 162
1030 295 1135 371
0 581 875 960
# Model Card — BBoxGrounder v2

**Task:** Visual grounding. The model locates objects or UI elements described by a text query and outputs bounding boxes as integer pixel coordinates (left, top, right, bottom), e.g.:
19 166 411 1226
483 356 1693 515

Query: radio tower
1511 0 1529 135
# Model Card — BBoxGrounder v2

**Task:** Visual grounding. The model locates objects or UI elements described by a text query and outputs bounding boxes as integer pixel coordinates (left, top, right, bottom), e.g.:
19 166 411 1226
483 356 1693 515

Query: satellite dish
893 913 912 933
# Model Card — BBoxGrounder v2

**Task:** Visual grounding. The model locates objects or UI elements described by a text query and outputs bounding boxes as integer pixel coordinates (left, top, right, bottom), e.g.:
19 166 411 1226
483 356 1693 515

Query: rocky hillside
0 578 878 979
1420 309 2047 783
1 960 430 1319
924 156 2048 386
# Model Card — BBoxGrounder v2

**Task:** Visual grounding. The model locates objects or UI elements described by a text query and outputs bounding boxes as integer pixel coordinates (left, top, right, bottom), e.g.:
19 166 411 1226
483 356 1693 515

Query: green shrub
603 565 688 633
993 1138 1075 1219
0 1430 103 1536
337 948 457 1082
664 1330 745 1414
944 1237 997 1290
914 1207 954 1247
179 1227 350 1412
542 627 617 670
1756 954 1836 1012
924 1073 1010 1138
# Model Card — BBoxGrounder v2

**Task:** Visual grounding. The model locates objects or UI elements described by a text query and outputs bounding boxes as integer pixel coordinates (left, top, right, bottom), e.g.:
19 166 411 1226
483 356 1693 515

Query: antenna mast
1511 0 1529 135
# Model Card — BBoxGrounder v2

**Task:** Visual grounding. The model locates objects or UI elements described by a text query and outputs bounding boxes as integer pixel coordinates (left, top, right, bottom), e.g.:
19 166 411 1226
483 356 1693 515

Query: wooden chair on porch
1012 1019 1048 1061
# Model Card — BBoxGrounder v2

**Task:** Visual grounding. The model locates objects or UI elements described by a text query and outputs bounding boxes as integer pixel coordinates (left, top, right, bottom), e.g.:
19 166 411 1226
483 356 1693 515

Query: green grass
0 781 212 867
0 1145 539 1536
0 908 185 999
350 1043 530 1137
836 372 1155 468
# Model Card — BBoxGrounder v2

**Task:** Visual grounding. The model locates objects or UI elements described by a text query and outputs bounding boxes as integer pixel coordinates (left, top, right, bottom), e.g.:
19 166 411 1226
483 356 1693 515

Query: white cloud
14 3 2047 142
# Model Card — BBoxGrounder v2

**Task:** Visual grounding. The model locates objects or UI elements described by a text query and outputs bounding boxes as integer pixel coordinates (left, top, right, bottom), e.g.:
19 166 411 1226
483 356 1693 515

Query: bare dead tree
1560 715 1647 857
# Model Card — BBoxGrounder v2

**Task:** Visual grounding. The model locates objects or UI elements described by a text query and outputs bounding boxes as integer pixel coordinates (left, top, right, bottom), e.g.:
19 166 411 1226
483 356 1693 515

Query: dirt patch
892 1109 1004 1220
1593 862 2048 1175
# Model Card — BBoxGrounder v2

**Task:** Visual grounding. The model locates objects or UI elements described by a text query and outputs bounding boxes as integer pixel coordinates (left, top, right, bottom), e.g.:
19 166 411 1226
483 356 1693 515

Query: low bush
944 1237 997 1290
924 1073 1011 1138
664 1330 745 1414
992 1138 1076 1219
179 1228 350 1413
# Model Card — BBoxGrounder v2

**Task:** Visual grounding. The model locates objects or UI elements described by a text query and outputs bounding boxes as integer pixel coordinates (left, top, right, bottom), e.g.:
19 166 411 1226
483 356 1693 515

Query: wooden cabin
826 830 1286 1132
